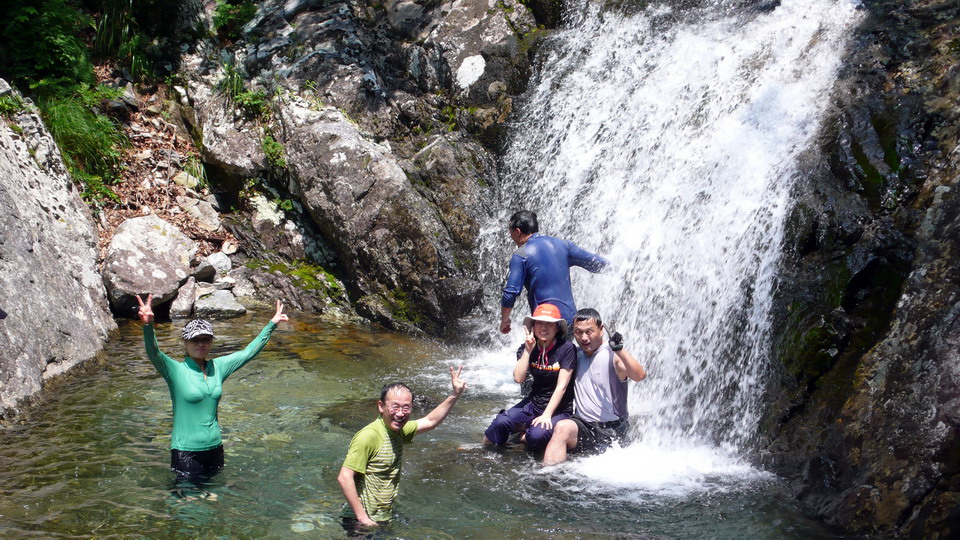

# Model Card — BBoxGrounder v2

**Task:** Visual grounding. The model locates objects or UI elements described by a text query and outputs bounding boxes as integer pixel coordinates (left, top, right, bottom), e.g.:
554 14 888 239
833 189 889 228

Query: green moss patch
247 259 342 298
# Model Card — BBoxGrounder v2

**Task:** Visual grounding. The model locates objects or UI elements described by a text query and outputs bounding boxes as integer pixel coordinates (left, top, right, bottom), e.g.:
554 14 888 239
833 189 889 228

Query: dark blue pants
484 399 571 452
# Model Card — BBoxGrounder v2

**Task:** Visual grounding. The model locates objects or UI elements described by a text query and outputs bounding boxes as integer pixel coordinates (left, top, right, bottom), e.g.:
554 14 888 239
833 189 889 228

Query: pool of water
0 311 839 538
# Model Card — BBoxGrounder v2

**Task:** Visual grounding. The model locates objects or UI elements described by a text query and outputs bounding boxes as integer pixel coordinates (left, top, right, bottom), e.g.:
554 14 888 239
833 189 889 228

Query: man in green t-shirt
338 366 467 529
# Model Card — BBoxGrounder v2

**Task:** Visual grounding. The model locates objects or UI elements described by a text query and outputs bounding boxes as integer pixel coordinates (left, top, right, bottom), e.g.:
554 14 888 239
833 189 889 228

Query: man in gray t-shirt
543 308 647 466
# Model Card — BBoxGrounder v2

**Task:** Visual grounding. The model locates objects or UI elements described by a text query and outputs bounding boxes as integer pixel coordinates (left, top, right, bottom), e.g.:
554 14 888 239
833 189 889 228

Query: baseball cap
182 319 214 340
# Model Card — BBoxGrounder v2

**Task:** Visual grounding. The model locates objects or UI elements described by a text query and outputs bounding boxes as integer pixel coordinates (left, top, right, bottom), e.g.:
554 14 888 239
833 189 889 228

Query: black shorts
171 445 224 478
571 417 628 454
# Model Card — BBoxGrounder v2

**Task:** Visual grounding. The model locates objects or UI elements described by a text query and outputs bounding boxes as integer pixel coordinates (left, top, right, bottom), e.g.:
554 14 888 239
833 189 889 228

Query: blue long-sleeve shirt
501 233 609 323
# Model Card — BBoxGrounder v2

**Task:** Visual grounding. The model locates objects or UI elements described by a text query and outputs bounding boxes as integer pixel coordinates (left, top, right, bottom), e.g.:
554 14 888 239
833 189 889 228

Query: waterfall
477 0 862 484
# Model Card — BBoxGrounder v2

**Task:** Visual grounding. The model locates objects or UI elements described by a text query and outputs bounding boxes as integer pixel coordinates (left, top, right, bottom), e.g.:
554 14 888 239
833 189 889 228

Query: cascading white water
474 0 862 489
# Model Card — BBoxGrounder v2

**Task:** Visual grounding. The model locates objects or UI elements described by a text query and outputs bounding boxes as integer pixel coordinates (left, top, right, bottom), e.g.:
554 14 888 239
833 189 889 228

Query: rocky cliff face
764 0 960 536
170 0 538 334
0 83 117 420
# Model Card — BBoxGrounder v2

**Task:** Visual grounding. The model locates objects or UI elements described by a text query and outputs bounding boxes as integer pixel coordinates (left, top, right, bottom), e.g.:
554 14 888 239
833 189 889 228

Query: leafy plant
92 0 152 81
216 62 245 103
273 197 294 212
236 89 269 118
0 94 26 117
262 134 286 169
183 154 209 189
216 62 270 119
212 0 257 42
0 1 95 89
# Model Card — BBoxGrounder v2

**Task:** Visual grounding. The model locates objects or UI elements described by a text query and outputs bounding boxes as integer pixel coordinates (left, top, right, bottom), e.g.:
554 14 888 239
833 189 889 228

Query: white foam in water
477 0 863 489
555 443 773 500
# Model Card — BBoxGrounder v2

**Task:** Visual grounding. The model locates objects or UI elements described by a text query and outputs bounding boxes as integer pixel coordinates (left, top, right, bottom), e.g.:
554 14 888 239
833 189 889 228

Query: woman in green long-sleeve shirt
136 293 289 478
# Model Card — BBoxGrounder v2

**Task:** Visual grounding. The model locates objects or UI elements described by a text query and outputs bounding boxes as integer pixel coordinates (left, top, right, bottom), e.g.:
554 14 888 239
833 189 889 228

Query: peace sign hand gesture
450 364 467 396
136 294 154 324
523 324 536 352
270 300 289 324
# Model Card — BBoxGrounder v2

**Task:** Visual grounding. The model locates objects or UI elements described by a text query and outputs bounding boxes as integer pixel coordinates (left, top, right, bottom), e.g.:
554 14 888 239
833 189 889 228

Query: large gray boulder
102 215 198 315
278 98 486 332
0 83 116 418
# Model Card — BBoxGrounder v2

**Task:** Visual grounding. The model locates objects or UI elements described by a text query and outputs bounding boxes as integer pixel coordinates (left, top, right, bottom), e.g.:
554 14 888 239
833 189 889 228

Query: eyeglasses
386 404 412 414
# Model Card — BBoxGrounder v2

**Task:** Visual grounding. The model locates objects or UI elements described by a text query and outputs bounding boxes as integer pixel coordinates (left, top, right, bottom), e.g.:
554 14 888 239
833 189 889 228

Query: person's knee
483 414 513 445
524 426 552 452
553 420 578 445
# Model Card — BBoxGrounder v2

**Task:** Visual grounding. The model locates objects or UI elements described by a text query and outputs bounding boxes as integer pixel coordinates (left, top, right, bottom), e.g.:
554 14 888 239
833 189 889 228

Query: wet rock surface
0 84 117 419
763 0 960 536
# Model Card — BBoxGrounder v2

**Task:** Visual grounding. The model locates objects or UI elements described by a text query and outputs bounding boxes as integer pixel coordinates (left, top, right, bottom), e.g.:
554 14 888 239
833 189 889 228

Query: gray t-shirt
573 343 629 422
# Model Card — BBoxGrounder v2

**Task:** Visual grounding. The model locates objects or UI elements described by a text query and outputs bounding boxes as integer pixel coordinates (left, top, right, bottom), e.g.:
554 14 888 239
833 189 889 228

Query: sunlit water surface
0 311 838 538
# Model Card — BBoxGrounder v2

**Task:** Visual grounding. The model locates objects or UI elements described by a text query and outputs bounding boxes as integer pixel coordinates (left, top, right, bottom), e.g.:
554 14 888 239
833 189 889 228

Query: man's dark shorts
571 416 628 454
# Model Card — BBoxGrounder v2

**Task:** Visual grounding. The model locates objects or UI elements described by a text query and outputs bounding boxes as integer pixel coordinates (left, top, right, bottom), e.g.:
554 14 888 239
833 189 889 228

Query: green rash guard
341 417 419 522
143 322 277 452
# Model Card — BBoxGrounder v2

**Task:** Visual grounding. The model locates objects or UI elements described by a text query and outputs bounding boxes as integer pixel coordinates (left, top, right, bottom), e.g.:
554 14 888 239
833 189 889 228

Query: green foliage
216 62 270 119
0 1 95 90
212 0 257 42
440 105 458 131
40 85 128 205
273 197 294 212
236 89 269 118
183 154 208 189
262 134 286 169
216 62 246 102
92 0 152 81
0 94 27 117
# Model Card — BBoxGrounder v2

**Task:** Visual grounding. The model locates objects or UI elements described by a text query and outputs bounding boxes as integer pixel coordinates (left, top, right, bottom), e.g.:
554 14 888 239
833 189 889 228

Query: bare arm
531 368 573 429
415 365 467 434
500 306 513 334
613 348 646 382
337 467 377 527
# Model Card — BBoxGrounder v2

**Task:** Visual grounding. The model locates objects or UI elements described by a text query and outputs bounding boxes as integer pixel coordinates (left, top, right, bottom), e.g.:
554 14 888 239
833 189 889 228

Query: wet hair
380 382 413 402
573 308 603 328
508 210 539 235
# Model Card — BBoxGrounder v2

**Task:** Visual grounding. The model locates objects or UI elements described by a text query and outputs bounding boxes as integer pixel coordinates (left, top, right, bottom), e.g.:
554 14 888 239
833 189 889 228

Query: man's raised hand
450 364 467 396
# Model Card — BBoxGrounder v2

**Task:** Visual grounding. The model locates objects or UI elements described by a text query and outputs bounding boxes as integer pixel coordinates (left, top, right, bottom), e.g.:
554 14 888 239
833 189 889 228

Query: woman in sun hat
136 293 288 479
482 302 576 453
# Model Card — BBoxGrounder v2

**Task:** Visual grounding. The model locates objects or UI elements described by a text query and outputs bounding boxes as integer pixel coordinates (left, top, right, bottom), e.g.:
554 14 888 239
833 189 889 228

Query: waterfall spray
481 0 862 480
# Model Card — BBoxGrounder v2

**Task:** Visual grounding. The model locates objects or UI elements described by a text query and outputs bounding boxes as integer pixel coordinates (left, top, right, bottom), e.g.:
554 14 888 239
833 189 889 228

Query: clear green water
0 311 839 539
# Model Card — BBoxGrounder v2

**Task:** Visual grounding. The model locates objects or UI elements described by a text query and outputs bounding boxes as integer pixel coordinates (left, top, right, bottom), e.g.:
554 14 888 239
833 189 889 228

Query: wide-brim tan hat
523 303 567 337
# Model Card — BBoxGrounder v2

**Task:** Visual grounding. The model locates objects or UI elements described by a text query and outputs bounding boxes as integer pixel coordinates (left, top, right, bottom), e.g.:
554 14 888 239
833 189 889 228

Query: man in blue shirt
500 210 609 333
